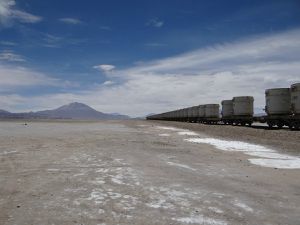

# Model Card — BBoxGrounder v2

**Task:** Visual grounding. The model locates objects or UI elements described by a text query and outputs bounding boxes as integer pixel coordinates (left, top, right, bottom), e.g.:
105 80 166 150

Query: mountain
36 102 107 119
0 109 11 115
0 102 130 120
0 109 12 118
110 113 124 116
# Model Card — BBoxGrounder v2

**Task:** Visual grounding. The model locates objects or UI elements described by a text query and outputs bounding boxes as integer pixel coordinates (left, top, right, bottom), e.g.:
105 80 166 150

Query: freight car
146 82 300 130
221 96 254 126
261 88 291 128
289 83 300 129
257 83 300 129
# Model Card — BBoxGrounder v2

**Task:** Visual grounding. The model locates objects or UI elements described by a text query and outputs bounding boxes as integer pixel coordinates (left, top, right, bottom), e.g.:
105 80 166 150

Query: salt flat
0 120 299 225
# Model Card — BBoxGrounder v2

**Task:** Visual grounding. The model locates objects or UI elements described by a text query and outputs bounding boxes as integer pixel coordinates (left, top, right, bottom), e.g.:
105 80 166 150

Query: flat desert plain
0 120 299 225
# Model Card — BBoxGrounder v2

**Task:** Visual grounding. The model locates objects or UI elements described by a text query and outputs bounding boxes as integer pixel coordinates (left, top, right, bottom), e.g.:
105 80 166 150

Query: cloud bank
1 29 300 116
93 64 116 73
59 17 82 25
0 50 25 62
0 0 42 26
0 64 76 92
146 18 164 28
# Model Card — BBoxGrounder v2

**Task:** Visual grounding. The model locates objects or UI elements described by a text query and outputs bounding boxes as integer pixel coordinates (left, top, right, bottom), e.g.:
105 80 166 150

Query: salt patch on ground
90 178 106 185
185 138 272 152
178 131 199 136
155 126 186 132
185 138 300 169
249 158 300 169
87 190 108 204
111 176 126 185
146 185 205 210
107 191 122 199
73 172 86 177
233 200 254 212
156 125 199 136
174 214 227 225
146 199 169 209
0 150 18 155
245 151 296 159
47 168 60 172
159 133 170 137
208 207 224 214
167 161 197 171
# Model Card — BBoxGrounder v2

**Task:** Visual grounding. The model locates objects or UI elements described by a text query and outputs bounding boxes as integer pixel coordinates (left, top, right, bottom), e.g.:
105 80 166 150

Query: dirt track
0 120 299 225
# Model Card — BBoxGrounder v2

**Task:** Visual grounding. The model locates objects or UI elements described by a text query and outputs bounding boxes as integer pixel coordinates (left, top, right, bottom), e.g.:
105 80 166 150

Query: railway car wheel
267 122 273 128
277 122 284 129
288 123 294 130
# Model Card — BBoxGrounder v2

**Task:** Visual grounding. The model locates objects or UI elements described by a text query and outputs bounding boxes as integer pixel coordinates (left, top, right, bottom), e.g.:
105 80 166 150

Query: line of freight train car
147 83 300 130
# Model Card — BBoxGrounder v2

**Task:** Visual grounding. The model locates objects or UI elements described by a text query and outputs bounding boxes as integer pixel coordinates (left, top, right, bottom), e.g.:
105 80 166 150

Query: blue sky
0 0 300 116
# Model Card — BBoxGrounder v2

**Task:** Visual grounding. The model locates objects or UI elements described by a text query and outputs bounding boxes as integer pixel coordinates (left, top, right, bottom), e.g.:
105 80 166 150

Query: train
146 83 300 130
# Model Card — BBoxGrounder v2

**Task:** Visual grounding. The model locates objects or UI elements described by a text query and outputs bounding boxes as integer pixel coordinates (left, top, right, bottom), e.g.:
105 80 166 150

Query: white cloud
0 94 25 111
0 0 14 25
41 33 63 48
123 29 300 76
11 9 42 23
90 29 300 116
0 0 42 26
145 42 167 47
0 50 25 62
103 80 115 86
146 18 164 28
0 41 16 46
43 34 62 43
93 64 116 73
0 64 75 91
40 33 88 48
59 17 82 25
1 29 300 116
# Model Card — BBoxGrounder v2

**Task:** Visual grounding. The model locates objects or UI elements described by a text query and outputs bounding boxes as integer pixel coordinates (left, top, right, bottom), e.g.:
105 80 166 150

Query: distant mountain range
0 102 130 120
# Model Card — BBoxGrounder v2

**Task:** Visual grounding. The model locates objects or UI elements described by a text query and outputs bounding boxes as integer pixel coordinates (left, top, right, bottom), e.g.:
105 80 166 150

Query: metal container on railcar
265 88 291 115
183 108 189 120
221 100 233 118
187 107 193 118
192 106 199 118
232 96 254 116
204 104 220 118
178 110 183 120
291 83 300 115
174 110 179 120
198 105 205 118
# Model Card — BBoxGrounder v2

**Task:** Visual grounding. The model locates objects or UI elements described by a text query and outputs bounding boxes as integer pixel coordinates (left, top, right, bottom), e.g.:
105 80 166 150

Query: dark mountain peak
57 102 93 110
68 102 86 107
0 109 11 114
69 102 88 107
0 103 130 120
110 113 122 116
